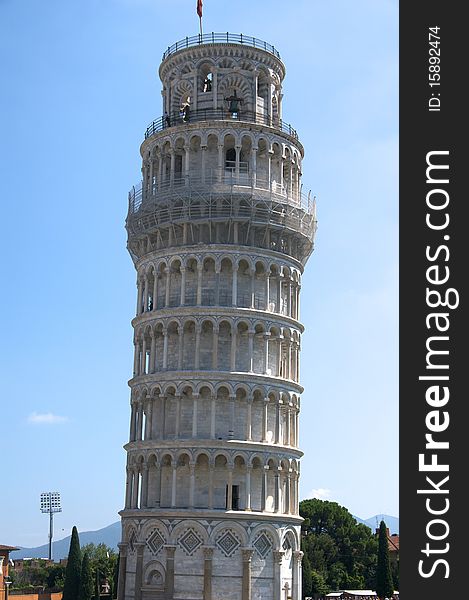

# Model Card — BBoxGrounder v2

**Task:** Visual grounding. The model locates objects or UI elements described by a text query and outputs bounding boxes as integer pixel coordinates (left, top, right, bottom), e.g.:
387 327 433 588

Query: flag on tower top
197 0 203 18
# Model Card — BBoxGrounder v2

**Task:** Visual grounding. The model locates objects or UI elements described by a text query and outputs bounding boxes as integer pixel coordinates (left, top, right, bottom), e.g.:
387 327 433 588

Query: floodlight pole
40 492 62 561
49 507 53 561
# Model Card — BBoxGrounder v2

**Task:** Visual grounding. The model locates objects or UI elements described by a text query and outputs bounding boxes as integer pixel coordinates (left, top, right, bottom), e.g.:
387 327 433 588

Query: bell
226 89 242 114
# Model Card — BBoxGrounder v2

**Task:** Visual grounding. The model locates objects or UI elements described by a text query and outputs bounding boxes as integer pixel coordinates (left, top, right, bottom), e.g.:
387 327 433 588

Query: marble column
141 465 149 508
164 545 177 598
246 398 252 441
141 335 147 375
292 551 304 600
245 466 252 511
171 463 177 507
125 468 132 508
189 462 196 508
192 394 199 437
195 324 201 370
137 402 144 441
232 266 238 306
262 398 269 442
197 264 203 305
208 463 214 509
149 332 156 374
217 143 223 182
212 326 219 369
226 467 233 510
142 276 149 313
144 396 152 440
134 543 145 600
264 332 271 374
242 549 254 600
210 395 216 439
273 551 285 600
230 327 237 371
248 331 254 372
251 147 257 188
133 339 140 377
180 267 186 305
203 547 214 600
116 543 127 600
165 267 171 307
228 395 236 439
261 466 268 511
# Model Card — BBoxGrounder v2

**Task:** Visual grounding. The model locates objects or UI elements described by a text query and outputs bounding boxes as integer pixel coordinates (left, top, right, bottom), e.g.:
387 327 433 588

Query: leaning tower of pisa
117 32 316 600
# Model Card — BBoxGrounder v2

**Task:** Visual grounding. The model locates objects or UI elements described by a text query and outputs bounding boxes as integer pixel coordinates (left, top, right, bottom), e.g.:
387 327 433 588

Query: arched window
203 72 213 92
225 147 236 171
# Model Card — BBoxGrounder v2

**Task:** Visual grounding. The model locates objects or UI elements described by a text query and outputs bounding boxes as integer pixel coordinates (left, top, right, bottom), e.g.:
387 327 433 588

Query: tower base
118 515 303 600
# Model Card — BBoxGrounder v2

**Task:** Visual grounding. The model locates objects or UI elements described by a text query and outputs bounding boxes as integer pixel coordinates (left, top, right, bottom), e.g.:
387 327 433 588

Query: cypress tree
376 521 394 599
63 526 82 600
78 553 94 600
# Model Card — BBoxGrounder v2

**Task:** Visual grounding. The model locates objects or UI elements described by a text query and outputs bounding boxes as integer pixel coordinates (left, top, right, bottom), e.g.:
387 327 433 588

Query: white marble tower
118 32 316 600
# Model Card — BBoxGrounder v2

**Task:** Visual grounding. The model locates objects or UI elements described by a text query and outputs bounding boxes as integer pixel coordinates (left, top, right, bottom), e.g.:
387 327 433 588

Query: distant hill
12 513 399 560
11 522 121 560
354 514 399 534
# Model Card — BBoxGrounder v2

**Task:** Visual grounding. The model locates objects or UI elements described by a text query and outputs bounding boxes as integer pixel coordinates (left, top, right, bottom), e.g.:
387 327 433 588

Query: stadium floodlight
40 492 62 560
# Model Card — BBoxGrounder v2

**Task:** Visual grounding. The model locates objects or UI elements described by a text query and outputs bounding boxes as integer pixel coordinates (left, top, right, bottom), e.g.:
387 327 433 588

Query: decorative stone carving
216 529 241 558
146 528 166 555
177 527 204 556
253 532 273 558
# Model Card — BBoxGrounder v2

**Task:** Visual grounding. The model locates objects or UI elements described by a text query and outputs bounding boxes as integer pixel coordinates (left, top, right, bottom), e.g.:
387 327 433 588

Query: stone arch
211 521 248 552
217 319 232 371
171 519 210 548
281 528 299 552
218 72 254 112
143 561 165 588
250 455 264 512
250 523 281 550
196 381 216 396
141 519 170 545
173 79 193 111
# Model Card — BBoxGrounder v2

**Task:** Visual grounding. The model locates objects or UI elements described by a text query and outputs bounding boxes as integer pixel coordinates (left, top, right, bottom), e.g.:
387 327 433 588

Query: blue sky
0 0 398 547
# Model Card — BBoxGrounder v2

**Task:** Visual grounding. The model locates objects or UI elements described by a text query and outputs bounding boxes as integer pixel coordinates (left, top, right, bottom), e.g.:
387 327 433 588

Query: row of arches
129 385 300 446
120 516 302 600
125 450 300 516
161 56 284 128
133 318 301 382
141 131 303 204
136 255 301 319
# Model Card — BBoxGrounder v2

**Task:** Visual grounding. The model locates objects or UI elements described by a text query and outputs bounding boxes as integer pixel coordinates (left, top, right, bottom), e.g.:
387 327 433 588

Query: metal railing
128 170 315 216
162 32 281 61
145 108 299 140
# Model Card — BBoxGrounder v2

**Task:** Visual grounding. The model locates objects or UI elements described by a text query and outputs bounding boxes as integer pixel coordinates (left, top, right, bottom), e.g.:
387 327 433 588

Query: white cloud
308 488 332 500
28 412 68 425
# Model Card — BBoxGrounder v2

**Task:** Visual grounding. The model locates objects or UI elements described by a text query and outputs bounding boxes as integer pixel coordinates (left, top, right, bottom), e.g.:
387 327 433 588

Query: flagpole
199 16 203 37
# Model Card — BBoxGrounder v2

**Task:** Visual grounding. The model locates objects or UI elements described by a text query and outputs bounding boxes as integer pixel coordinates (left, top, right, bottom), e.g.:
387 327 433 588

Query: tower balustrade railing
128 169 315 215
161 32 281 61
145 108 299 140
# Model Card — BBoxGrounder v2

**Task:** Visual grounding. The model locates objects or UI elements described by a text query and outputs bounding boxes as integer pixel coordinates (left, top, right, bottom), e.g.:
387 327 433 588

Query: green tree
46 564 67 589
376 521 394 599
62 526 82 600
300 499 378 592
301 544 313 598
78 553 94 600
112 553 120 599
80 543 117 599
310 570 328 596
